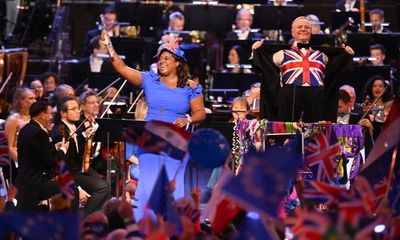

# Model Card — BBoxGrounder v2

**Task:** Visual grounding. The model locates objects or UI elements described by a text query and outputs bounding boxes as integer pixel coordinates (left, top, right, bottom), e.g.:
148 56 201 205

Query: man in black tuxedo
83 6 120 56
50 96 109 216
252 16 354 123
337 89 362 124
369 9 392 34
15 101 69 212
226 8 262 40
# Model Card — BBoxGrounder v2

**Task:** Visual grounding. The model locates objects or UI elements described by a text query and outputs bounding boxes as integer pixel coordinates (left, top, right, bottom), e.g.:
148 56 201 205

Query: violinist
78 91 107 179
50 96 109 216
360 75 392 154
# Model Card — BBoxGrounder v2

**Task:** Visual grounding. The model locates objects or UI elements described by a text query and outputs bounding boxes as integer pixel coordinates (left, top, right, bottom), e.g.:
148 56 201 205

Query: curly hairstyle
175 56 191 88
362 75 392 103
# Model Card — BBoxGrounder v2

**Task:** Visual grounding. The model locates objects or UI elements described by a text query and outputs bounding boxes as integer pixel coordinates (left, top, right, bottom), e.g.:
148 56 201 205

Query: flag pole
383 145 398 208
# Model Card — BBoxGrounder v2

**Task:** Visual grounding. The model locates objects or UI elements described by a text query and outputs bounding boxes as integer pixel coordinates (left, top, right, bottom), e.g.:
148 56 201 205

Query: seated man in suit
369 43 386 66
50 96 109 216
160 11 190 44
369 8 392 33
84 6 120 56
337 89 362 124
226 8 262 40
15 101 69 212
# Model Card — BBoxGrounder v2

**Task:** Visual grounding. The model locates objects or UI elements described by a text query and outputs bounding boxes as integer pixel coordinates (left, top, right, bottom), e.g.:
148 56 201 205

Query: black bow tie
297 43 310 49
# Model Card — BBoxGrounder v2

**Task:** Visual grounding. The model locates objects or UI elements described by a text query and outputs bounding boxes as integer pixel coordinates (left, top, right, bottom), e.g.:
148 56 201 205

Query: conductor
251 16 355 122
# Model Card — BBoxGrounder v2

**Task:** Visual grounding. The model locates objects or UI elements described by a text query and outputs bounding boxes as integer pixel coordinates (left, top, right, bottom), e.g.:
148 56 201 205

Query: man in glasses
50 96 109 216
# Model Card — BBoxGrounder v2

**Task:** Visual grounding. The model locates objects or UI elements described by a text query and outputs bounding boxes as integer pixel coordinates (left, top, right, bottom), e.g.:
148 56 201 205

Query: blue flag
222 141 302 218
146 165 183 233
232 211 274 240
0 212 80 240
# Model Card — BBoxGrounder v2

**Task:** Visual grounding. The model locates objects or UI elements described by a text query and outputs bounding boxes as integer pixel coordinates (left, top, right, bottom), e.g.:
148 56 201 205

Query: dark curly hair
362 75 392 103
175 56 191 88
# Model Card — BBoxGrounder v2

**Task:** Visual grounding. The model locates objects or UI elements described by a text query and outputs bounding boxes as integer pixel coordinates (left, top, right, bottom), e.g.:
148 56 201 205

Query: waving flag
305 126 341 182
286 208 332 240
56 160 76 200
303 180 352 208
222 137 302 218
0 212 80 240
123 120 190 160
147 165 182 233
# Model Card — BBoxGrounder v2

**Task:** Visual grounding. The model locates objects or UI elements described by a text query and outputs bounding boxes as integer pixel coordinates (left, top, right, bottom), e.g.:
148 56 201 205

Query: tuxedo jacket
50 121 86 174
84 28 101 56
16 120 65 186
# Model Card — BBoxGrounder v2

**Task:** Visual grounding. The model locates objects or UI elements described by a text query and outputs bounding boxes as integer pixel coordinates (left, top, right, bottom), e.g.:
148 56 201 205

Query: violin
82 116 96 174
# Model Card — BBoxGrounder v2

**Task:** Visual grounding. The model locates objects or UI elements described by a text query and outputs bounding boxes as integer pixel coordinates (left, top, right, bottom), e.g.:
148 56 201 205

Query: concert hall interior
0 0 400 239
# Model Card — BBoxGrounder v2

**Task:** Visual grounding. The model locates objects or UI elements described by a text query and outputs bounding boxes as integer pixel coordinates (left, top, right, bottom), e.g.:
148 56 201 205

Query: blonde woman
4 88 36 168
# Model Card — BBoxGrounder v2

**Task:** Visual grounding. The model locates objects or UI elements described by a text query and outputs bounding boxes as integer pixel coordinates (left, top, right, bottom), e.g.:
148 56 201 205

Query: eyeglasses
67 107 80 111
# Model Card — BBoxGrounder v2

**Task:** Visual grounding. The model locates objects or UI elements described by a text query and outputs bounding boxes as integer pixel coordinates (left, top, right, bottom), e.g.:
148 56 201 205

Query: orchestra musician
226 8 262 40
15 101 69 212
4 88 36 182
50 96 109 216
252 16 354 122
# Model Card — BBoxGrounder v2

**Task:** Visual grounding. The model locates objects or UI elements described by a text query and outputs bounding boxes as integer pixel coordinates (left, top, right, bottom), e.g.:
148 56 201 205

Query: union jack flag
56 160 76 200
281 46 326 87
286 208 332 240
165 39 178 53
305 126 341 182
354 176 387 215
303 180 352 208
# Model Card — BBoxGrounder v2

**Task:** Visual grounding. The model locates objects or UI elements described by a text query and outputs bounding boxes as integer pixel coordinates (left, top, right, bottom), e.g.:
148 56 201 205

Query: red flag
211 198 241 234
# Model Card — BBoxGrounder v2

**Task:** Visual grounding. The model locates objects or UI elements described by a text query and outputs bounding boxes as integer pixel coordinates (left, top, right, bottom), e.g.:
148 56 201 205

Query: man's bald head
291 16 311 31
291 16 312 43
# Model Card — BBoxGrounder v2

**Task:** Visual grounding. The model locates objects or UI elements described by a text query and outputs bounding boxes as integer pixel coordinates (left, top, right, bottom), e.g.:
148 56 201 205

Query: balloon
188 128 230 168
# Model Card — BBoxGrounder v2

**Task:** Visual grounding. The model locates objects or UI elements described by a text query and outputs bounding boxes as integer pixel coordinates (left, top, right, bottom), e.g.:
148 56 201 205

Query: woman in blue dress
101 33 206 220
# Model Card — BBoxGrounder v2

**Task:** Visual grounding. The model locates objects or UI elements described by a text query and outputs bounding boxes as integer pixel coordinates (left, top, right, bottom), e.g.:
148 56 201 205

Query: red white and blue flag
56 160 76 200
305 126 341 182
281 46 326 87
123 120 191 160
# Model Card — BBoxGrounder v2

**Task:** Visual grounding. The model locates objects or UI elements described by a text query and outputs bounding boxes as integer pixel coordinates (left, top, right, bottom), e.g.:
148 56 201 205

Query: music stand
212 72 262 94
346 33 400 61
184 5 235 32
338 64 391 102
94 118 146 197
309 34 335 46
222 39 266 65
116 3 164 28
180 44 206 84
253 5 305 31
330 11 361 31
